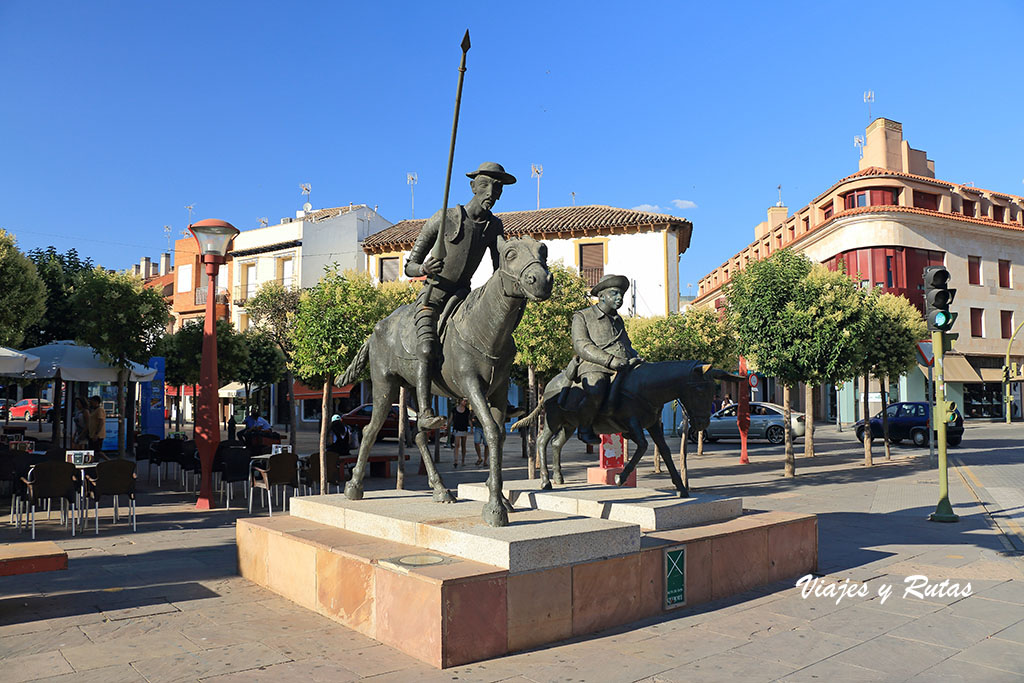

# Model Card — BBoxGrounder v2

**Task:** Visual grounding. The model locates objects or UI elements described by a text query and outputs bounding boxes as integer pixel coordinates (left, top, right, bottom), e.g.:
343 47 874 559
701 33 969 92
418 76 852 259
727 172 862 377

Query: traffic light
943 400 958 425
923 266 957 332
1004 366 1011 383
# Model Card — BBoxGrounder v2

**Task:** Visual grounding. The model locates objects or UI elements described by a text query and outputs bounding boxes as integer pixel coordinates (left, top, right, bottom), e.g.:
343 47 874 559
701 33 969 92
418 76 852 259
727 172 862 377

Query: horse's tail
337 339 370 387
509 402 543 431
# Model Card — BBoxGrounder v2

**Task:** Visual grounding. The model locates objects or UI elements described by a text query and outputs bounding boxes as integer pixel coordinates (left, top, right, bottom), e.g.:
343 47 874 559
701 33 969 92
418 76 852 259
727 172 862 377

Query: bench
0 541 68 577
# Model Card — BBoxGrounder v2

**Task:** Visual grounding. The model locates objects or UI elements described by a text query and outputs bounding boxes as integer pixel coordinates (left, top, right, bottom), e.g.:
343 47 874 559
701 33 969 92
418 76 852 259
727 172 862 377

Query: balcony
580 267 604 288
234 285 258 306
194 288 229 306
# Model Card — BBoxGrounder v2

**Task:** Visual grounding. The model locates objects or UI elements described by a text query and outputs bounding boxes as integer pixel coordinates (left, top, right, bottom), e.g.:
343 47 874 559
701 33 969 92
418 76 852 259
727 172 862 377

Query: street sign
664 545 686 608
749 373 759 388
916 341 934 367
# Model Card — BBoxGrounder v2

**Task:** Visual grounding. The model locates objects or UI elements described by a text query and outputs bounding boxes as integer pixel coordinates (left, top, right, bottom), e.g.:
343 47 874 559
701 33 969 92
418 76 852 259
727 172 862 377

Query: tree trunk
783 384 795 477
192 383 199 440
396 387 407 490
286 369 297 455
678 409 689 490
527 365 536 480
319 373 332 494
804 382 815 457
863 372 873 467
117 368 128 458
880 375 892 461
53 372 63 450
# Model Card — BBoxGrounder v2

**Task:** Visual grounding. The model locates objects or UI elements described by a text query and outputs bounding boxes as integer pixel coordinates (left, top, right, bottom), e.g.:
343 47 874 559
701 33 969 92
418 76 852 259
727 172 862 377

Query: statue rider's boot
577 425 601 445
415 359 445 431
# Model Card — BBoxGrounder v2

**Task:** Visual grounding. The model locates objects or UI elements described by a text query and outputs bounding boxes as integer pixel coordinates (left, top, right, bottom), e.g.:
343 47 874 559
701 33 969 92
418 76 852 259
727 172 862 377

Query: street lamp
189 219 239 510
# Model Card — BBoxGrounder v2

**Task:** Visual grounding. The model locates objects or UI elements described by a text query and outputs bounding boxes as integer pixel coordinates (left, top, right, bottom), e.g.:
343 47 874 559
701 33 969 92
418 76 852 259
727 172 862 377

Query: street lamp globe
189 219 239 258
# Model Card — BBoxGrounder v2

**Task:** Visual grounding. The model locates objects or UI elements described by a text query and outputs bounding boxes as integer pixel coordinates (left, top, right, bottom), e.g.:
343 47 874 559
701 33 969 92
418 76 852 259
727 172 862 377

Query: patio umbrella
0 346 41 375
19 341 157 382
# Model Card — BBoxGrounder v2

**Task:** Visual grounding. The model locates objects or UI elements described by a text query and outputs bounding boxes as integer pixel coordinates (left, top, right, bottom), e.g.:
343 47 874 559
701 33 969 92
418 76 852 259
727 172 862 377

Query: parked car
0 399 8 419
338 403 440 442
854 401 963 447
8 398 53 420
688 402 806 445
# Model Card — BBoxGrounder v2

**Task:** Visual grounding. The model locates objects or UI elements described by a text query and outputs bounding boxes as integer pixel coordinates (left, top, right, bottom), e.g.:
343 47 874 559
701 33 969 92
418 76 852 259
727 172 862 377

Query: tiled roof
826 167 1024 203
363 205 689 251
303 205 364 222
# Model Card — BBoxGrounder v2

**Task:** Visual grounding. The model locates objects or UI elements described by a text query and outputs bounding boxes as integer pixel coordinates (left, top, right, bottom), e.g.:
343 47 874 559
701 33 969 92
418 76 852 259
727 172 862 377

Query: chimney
140 257 151 278
766 205 788 230
159 253 171 276
131 264 140 276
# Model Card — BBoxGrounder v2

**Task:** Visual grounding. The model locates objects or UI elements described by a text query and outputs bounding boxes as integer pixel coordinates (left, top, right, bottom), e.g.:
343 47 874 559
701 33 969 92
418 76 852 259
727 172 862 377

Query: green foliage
378 279 421 312
238 330 286 394
513 262 591 380
725 249 815 385
22 246 95 347
153 328 191 388
627 308 739 368
290 269 388 384
859 291 927 379
0 229 46 347
788 264 866 385
71 268 169 368
246 282 301 358
171 318 249 386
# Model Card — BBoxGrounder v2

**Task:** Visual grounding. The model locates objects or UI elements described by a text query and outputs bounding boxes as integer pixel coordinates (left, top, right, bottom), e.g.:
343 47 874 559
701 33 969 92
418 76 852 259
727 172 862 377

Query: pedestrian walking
87 396 106 460
451 398 470 467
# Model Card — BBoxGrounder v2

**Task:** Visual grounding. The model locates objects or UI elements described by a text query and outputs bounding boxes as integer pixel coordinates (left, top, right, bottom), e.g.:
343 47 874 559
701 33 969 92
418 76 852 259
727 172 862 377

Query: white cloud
632 203 668 213
671 199 697 209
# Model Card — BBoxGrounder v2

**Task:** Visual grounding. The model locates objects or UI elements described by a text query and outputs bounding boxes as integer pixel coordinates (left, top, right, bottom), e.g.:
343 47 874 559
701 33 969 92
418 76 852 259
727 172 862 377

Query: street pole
196 255 222 509
1003 319 1024 423
929 329 958 523
927 362 935 467
738 356 750 465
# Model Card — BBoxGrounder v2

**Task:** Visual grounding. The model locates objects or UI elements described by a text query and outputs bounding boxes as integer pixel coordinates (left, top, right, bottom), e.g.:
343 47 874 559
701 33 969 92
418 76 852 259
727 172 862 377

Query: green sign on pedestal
665 546 686 608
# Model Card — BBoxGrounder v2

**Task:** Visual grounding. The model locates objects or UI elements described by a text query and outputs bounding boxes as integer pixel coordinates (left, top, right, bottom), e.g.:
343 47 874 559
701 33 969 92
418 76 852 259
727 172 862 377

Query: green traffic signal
923 266 956 332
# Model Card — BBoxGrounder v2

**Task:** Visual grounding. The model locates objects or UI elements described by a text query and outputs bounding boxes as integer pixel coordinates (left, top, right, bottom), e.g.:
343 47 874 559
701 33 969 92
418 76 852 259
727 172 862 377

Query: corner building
693 118 1024 421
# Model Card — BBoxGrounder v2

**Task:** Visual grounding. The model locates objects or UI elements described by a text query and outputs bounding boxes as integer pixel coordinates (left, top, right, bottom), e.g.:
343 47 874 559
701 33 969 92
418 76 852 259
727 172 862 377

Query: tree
173 318 249 433
71 269 169 457
246 282 302 453
726 249 813 477
22 246 95 347
0 229 46 348
376 280 421 490
154 329 190 432
290 269 388 493
513 262 590 477
237 330 286 411
857 291 927 463
788 264 866 458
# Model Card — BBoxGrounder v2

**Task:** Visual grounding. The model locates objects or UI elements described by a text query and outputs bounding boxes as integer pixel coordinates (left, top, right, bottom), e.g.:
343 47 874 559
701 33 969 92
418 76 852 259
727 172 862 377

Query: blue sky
2 1 1022 290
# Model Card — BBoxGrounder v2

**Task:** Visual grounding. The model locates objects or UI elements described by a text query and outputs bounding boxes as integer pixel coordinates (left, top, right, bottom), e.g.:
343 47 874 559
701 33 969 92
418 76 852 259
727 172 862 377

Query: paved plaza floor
1 422 1022 681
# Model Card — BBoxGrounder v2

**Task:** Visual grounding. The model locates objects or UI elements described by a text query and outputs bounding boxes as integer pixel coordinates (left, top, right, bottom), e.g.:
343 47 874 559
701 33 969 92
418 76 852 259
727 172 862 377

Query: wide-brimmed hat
466 162 517 185
591 274 630 296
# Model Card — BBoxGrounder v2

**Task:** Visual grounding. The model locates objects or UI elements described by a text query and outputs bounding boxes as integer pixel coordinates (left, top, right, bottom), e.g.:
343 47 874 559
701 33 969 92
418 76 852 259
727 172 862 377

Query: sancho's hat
591 274 630 297
466 162 517 185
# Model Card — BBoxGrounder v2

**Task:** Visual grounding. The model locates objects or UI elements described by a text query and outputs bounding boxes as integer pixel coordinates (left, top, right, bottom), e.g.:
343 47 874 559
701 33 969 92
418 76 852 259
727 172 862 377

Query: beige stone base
236 508 816 668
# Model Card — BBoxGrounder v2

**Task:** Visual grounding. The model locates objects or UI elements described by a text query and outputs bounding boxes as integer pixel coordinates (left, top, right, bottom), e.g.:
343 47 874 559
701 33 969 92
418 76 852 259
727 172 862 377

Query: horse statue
337 236 553 527
514 361 735 494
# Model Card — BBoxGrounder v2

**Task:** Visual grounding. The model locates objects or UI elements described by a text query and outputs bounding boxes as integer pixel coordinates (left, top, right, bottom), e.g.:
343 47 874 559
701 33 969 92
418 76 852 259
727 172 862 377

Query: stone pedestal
587 465 635 487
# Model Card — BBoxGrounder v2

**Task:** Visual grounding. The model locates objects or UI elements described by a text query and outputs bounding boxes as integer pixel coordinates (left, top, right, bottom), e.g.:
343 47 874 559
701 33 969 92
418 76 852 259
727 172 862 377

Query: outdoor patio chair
151 438 183 485
249 451 298 516
219 445 251 507
84 459 136 534
213 439 243 488
134 434 159 465
177 440 200 491
18 460 78 539
3 450 37 524
301 451 342 495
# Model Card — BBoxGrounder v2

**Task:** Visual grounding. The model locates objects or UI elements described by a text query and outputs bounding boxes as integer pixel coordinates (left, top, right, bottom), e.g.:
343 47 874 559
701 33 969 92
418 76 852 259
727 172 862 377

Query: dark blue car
855 401 963 447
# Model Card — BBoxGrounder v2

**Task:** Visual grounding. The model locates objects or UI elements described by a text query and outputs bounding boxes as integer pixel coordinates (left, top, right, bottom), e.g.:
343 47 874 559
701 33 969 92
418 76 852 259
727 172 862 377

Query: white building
362 205 693 317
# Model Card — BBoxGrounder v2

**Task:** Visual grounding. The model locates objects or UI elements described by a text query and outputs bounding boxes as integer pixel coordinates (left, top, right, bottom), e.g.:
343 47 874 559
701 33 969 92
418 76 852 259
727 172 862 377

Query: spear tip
462 29 471 52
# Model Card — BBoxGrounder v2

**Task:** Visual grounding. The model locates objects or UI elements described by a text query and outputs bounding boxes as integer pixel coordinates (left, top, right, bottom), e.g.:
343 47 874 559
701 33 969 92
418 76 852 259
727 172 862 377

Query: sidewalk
1 424 1021 681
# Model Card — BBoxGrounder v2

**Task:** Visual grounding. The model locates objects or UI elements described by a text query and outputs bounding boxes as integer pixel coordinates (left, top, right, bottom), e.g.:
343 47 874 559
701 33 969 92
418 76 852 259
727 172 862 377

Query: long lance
423 29 470 301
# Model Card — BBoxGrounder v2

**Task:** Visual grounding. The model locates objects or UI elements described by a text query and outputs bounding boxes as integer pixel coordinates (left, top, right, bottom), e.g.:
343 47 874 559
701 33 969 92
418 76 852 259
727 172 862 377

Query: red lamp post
738 356 751 465
189 219 239 510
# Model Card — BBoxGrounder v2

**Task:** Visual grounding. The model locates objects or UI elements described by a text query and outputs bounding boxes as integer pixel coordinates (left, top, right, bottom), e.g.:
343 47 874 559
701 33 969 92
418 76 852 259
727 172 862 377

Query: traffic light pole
1004 319 1024 424
929 329 959 523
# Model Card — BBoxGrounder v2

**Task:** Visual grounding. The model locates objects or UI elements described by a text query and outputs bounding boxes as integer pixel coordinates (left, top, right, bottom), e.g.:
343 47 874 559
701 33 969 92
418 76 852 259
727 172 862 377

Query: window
378 256 400 282
238 314 249 332
578 243 604 288
775 233 782 247
177 264 193 293
821 204 833 220
886 256 894 288
1001 310 1014 339
238 263 256 302
961 199 975 217
912 191 938 211
993 205 1005 222
968 256 981 285
788 225 795 241
999 259 1011 288
277 257 294 288
845 191 869 209
802 217 810 233
971 308 984 338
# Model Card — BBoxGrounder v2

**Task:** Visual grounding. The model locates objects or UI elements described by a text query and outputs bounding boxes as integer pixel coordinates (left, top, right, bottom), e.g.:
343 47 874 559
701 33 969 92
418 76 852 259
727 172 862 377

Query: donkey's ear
538 242 548 261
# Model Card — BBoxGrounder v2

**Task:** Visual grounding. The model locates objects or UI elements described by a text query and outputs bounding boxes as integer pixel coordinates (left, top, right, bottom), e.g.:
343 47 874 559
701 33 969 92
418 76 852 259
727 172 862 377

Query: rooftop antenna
163 225 171 251
776 184 783 207
531 164 543 210
300 183 311 210
863 90 874 121
854 135 865 159
258 217 269 227
407 172 418 218
571 191 576 206
183 204 195 236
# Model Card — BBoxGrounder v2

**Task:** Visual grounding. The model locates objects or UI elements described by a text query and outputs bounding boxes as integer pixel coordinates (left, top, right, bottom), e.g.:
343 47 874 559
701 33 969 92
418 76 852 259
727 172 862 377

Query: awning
20 341 156 382
165 385 196 397
218 382 257 399
292 379 354 400
941 355 982 383
979 367 1005 383
0 347 40 375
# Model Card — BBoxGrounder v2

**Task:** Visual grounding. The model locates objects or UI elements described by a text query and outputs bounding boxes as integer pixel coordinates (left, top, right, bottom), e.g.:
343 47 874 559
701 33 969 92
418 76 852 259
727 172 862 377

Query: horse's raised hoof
344 482 364 500
553 471 564 485
433 487 456 503
482 500 509 527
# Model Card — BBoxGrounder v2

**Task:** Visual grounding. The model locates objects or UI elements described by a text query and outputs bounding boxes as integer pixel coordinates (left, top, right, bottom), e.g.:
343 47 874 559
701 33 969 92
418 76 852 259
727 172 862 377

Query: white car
688 402 806 445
